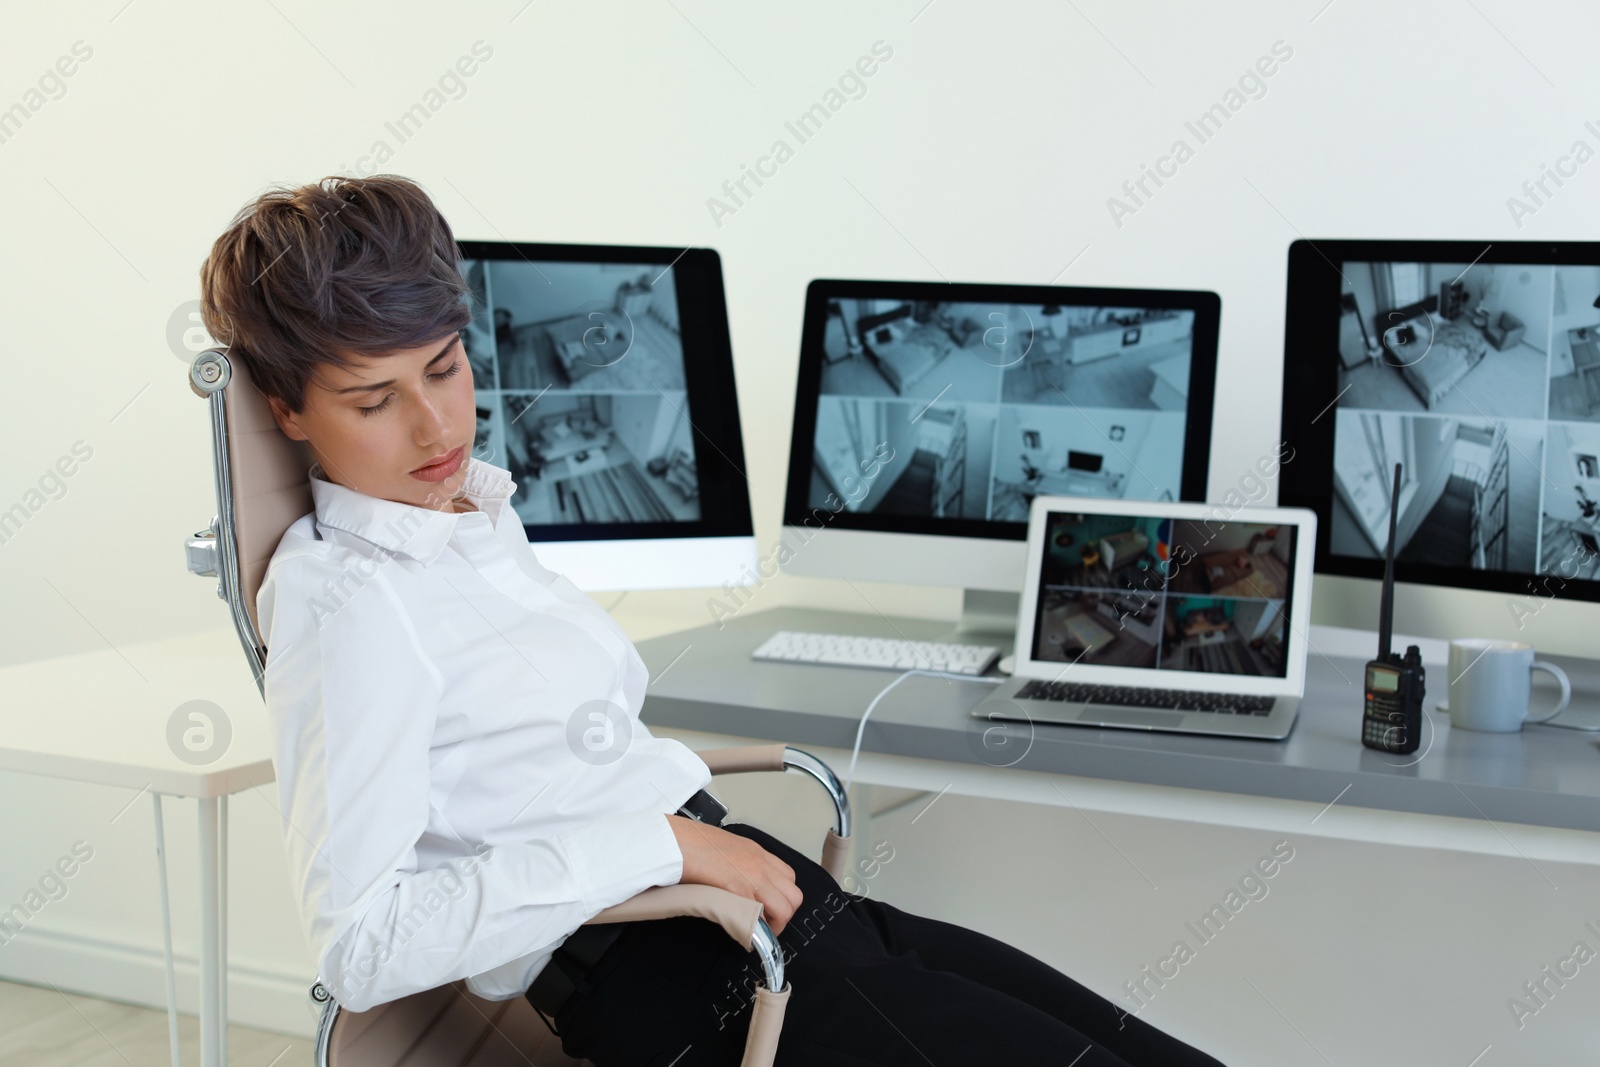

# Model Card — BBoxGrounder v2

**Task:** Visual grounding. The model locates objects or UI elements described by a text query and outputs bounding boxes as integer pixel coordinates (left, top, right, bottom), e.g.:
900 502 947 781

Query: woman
200 174 1227 1067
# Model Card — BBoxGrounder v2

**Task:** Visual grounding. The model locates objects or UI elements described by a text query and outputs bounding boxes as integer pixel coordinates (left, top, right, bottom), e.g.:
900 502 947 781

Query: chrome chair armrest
700 743 853 883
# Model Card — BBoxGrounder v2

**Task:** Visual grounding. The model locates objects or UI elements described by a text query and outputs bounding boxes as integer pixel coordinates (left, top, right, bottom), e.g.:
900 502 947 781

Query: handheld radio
1362 463 1425 753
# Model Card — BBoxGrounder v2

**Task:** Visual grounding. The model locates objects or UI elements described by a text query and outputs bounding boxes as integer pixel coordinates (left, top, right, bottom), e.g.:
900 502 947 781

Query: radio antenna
1377 462 1402 662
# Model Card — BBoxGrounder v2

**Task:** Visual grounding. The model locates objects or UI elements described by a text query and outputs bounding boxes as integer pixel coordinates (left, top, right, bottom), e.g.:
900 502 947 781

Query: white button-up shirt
256 456 711 1011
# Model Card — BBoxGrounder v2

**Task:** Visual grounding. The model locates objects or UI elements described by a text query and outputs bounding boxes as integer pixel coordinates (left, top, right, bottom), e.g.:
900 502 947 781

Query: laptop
971 496 1318 740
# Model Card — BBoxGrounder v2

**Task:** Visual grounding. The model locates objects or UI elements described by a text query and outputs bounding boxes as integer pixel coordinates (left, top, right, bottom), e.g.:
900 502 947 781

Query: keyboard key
1015 679 1275 716
752 631 1002 675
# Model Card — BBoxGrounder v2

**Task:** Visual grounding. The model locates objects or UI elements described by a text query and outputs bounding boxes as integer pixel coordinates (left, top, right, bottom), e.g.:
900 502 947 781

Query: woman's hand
665 815 803 935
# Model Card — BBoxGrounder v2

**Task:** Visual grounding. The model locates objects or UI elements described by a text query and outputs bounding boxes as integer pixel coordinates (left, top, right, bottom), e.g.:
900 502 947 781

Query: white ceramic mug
1446 639 1571 733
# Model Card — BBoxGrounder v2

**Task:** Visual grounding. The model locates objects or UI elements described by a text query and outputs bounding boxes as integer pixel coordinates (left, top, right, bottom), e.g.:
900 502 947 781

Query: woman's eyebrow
331 337 459 395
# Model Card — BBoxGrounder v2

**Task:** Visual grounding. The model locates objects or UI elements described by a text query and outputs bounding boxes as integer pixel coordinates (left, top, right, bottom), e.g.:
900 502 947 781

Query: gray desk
636 607 1600 836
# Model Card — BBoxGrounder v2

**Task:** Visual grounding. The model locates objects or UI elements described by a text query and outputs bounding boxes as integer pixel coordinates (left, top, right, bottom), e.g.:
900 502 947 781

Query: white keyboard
751 630 1002 675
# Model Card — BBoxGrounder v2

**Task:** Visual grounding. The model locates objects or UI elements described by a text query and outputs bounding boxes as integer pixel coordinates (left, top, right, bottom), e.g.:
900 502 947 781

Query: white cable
844 668 1006 794
1529 718 1600 733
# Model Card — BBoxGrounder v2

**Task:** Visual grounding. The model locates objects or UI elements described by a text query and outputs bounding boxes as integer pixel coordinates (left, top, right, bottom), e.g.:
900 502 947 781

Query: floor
1166 552 1288 599
0 978 312 1067
875 447 940 515
519 454 695 525
1548 370 1600 421
1159 634 1266 674
999 338 1190 408
1505 434 1542 571
1052 560 1164 591
508 432 698 525
1036 600 1159 668
1337 343 1549 419
1539 515 1600 577
819 344 1005 404
1398 474 1476 566
497 315 686 393
987 479 1028 521
1392 455 1541 572
550 460 689 524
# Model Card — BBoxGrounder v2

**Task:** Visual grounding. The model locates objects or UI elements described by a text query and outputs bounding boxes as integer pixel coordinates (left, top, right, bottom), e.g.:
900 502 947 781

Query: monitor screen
457 241 752 545
1031 511 1297 677
1281 240 1600 603
782 279 1220 545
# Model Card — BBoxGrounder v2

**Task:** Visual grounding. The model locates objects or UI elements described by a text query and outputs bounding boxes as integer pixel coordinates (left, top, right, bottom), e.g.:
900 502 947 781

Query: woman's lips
411 445 465 482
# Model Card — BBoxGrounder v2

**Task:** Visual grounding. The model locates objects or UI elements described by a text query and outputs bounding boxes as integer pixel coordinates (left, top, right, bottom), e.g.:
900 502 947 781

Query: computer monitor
780 278 1221 633
1280 239 1600 659
457 240 756 591
1067 450 1104 473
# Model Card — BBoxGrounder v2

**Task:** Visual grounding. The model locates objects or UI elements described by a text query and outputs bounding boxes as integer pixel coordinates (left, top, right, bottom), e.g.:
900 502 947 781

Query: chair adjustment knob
190 348 231 395
185 530 219 578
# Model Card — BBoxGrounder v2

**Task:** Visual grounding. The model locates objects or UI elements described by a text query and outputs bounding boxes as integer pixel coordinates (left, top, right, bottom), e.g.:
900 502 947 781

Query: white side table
0 626 274 1067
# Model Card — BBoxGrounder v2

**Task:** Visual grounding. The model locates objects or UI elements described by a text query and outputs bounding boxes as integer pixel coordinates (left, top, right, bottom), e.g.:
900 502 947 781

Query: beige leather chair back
222 353 314 645
201 356 598 1065
201 359 801 1067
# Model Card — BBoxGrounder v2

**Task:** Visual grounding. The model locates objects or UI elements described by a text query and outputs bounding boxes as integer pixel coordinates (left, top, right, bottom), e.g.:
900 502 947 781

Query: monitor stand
944 588 1019 669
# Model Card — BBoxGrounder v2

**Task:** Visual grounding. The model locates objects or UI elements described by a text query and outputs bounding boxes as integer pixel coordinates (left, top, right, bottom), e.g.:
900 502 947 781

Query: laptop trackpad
1078 706 1187 728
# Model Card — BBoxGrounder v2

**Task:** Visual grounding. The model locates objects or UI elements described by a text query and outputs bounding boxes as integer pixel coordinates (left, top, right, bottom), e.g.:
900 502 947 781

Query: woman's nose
414 393 451 443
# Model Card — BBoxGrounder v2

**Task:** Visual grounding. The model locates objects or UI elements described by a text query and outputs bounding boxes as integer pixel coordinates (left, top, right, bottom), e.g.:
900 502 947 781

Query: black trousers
536 821 1228 1067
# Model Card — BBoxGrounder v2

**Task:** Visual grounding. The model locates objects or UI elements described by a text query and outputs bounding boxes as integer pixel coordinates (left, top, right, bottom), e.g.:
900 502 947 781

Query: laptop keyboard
1015 679 1276 716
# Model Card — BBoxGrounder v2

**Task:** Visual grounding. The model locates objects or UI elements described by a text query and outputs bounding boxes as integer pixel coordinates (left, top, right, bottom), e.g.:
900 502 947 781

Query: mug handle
1526 661 1572 725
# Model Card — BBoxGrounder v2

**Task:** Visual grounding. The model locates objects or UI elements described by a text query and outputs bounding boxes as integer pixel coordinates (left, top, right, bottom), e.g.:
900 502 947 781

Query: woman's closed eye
358 359 464 417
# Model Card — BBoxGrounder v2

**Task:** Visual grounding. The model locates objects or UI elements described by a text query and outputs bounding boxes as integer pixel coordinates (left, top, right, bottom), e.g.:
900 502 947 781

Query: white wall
1551 265 1600 376
4 1 1600 1061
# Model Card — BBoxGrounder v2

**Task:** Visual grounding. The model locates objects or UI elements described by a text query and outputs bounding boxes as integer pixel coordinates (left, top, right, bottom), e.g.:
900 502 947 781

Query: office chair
184 347 853 1066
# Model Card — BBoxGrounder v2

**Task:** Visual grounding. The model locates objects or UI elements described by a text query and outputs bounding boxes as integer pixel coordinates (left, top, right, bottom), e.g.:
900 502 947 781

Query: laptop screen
1032 511 1298 678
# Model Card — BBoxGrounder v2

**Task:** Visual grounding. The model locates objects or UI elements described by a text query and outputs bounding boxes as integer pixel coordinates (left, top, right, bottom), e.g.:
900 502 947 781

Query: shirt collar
308 456 517 565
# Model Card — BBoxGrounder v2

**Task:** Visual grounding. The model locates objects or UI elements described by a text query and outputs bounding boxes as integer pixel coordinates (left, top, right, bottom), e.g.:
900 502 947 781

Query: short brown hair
199 174 473 413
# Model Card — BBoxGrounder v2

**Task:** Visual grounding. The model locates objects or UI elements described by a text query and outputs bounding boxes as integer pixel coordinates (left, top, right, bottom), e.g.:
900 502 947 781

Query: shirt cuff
557 808 685 914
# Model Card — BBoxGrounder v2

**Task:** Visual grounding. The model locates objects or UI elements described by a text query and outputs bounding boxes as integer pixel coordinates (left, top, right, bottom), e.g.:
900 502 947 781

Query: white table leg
219 795 229 1067
152 793 181 1067
198 797 222 1067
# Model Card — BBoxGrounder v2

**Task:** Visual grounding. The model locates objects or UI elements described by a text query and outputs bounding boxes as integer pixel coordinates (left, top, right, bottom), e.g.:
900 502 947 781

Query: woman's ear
266 394 310 441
